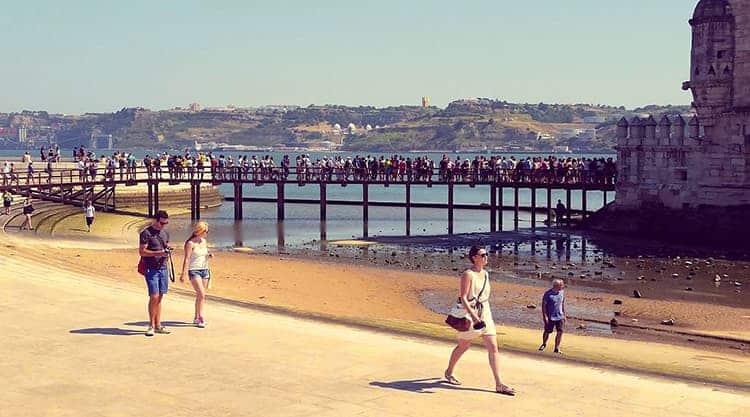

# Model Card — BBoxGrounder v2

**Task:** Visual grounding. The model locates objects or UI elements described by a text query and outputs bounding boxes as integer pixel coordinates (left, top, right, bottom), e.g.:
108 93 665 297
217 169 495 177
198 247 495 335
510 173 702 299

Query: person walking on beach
138 210 173 337
83 200 95 232
3 191 13 215
179 221 213 328
539 278 566 354
444 245 515 396
20 198 34 230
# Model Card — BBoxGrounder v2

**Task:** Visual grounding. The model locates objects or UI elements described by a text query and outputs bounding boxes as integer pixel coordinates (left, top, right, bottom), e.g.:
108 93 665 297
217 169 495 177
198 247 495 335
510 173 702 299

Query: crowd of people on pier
2 146 617 187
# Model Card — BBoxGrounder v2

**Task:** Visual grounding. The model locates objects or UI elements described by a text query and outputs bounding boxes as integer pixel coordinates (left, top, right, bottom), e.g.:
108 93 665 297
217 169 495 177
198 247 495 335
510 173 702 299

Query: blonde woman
179 221 212 327
444 245 515 396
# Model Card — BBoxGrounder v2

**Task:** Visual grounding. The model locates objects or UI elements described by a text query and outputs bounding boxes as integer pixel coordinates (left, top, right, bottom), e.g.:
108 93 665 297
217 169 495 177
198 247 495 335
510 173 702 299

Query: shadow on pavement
69 327 143 336
369 378 495 394
124 321 194 327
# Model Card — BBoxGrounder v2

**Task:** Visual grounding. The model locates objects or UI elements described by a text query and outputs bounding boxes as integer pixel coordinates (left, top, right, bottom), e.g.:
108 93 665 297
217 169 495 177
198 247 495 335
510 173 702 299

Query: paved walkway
1 255 747 417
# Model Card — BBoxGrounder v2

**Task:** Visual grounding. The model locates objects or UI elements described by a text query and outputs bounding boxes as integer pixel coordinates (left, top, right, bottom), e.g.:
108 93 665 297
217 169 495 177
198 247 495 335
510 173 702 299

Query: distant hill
0 100 692 152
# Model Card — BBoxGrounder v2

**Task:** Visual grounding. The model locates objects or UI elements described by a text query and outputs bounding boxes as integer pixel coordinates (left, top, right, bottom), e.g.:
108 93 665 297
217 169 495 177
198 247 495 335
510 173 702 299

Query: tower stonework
588 0 750 243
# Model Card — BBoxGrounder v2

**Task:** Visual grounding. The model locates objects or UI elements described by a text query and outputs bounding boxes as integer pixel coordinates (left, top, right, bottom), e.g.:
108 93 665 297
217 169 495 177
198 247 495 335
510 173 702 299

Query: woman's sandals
443 371 462 386
496 384 516 396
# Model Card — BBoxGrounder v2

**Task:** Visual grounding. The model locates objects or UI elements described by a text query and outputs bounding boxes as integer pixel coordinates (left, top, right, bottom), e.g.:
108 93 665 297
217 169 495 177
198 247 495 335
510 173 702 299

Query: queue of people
9 146 618 187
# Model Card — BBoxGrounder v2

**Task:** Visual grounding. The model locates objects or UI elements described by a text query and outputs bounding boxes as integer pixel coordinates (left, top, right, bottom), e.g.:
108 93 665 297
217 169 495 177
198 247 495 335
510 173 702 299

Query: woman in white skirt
444 245 515 395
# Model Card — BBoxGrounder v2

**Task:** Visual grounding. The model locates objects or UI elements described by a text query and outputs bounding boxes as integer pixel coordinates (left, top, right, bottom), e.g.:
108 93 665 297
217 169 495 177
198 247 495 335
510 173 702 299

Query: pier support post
448 183 454 235
190 182 196 220
405 182 411 236
362 183 369 238
547 187 552 226
582 189 587 220
531 187 537 229
603 190 608 205
277 222 285 250
153 182 159 215
234 182 243 220
566 188 572 227
490 185 497 232
277 181 285 221
498 186 503 231
319 178 327 242
195 183 201 220
320 183 327 223
147 181 153 218
513 187 519 230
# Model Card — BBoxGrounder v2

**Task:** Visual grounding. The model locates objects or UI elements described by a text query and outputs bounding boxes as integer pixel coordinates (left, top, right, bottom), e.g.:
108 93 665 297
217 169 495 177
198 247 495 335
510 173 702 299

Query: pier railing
0 164 616 187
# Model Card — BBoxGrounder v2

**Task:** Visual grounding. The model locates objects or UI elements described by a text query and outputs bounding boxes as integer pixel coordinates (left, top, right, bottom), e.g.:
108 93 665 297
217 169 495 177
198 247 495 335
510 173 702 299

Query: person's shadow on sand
370 378 494 394
69 328 143 336
123 321 193 328
70 321 194 336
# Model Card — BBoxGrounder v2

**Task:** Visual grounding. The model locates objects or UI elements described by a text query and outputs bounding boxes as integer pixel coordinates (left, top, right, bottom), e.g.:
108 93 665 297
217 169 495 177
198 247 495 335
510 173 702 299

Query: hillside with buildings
0 100 691 152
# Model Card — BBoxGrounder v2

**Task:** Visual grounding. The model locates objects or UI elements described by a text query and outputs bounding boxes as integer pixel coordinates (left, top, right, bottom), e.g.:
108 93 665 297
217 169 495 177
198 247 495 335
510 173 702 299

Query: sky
0 0 697 114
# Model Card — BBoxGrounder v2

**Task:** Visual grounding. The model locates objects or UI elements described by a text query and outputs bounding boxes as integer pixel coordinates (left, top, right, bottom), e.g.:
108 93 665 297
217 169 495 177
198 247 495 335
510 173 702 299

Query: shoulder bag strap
476 271 489 301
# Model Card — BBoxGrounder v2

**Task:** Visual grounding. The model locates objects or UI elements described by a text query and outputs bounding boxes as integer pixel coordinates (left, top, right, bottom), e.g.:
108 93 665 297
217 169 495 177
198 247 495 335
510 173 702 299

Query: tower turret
683 0 734 127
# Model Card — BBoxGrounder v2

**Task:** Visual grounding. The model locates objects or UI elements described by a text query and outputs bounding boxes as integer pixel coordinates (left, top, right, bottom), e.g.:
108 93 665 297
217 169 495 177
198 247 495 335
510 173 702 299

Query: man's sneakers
194 317 207 328
539 344 563 354
154 326 171 334
146 326 170 336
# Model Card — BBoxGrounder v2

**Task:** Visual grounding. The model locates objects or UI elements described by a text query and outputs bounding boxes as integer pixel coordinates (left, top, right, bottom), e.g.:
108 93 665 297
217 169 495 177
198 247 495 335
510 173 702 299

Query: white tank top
188 239 209 270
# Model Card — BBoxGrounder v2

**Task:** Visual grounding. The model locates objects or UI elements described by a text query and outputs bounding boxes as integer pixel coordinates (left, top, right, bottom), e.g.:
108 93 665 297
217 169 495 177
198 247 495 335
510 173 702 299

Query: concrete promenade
1 254 747 417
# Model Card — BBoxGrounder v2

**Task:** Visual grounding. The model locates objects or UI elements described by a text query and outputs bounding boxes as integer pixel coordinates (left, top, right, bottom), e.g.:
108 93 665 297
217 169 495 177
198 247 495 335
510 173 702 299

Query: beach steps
2 200 79 235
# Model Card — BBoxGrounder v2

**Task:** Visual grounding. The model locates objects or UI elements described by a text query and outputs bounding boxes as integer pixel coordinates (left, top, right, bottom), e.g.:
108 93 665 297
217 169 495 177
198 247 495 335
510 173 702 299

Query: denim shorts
544 319 564 333
145 268 169 295
188 269 210 280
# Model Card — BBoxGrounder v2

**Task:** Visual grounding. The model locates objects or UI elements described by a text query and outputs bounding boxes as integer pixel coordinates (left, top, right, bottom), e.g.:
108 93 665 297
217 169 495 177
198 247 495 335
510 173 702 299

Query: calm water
0 149 616 247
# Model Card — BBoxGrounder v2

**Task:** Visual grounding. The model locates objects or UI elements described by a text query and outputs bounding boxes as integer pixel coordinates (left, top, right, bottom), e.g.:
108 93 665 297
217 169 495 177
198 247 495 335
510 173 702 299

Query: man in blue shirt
539 278 566 354
139 210 173 337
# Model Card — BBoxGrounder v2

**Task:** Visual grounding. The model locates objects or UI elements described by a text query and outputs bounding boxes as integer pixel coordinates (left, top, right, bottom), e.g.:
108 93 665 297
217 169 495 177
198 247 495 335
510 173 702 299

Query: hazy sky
1 1 696 114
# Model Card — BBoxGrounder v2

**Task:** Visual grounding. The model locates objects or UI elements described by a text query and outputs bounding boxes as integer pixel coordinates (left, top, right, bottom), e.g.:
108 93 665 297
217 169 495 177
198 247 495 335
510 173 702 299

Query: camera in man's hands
163 246 174 254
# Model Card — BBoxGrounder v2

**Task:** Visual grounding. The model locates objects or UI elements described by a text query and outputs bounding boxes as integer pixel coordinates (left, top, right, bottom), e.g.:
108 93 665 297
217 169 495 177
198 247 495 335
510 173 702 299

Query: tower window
708 65 716 76
718 50 725 59
695 67 700 75
724 66 731 75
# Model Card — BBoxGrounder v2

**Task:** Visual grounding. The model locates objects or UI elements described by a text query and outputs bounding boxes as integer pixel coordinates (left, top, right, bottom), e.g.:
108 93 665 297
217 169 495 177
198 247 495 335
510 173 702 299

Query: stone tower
589 0 750 243
684 0 734 128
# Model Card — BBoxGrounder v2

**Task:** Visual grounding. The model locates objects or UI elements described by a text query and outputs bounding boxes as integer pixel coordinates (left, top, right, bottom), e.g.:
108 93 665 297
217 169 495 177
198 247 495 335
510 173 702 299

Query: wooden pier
0 165 615 238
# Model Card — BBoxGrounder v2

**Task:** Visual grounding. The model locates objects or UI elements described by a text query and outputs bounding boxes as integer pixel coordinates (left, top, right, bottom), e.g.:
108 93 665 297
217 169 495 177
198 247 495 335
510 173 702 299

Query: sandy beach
4 252 748 417
2 204 749 387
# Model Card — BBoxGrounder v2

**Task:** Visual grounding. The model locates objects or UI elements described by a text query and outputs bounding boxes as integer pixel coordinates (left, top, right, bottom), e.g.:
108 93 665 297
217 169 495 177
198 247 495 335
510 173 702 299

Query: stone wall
731 0 750 108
